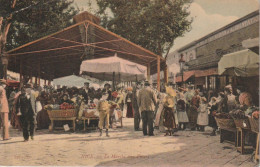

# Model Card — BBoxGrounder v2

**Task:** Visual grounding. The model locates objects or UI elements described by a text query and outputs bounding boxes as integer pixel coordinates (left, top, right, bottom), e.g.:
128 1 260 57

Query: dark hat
144 81 150 86
84 82 89 85
136 81 141 85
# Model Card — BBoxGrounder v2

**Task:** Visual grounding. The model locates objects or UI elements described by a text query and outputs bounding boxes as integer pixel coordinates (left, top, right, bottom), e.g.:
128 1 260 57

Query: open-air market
0 0 259 167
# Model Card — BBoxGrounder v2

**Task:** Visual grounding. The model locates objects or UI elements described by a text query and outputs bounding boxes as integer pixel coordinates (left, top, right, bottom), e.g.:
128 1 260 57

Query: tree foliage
96 0 193 58
0 0 79 51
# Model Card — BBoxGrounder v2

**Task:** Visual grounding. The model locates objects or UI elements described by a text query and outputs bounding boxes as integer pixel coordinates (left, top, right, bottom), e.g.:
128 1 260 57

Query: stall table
82 116 99 131
47 109 77 132
215 117 237 146
248 117 259 161
233 118 252 154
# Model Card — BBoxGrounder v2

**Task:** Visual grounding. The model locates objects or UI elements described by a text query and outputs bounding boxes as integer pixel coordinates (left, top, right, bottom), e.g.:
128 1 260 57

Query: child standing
197 97 208 131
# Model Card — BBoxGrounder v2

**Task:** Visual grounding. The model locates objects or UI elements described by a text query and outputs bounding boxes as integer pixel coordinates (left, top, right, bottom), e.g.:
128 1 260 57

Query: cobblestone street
0 118 258 167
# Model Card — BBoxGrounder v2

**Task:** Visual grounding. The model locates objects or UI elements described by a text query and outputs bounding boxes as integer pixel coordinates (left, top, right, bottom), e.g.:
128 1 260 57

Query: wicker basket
248 117 259 133
233 118 251 130
215 117 236 130
47 109 77 118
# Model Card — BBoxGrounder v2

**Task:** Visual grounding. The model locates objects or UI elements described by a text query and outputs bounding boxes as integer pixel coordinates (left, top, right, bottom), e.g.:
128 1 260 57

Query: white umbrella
80 55 147 82
53 75 102 88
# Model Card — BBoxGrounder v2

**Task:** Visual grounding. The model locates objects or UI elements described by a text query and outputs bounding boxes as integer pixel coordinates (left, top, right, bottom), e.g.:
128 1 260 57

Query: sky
73 0 259 53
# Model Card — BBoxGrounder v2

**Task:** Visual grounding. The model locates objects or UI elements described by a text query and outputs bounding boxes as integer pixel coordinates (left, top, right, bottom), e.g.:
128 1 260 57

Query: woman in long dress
125 88 134 118
176 92 189 130
189 90 201 130
163 87 176 136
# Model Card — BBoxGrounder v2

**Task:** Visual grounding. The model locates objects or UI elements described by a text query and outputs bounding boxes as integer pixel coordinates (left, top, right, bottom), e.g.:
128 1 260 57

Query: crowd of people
0 78 258 141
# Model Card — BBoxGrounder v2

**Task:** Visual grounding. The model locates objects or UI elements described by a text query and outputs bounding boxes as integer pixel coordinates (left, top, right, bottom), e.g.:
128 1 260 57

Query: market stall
46 103 77 132
80 54 146 128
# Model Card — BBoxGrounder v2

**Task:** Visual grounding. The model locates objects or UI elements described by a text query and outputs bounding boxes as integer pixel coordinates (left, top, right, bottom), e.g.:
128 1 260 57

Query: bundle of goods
249 111 259 133
83 109 99 118
229 110 250 129
60 102 74 110
109 101 118 109
112 91 118 98
215 113 236 129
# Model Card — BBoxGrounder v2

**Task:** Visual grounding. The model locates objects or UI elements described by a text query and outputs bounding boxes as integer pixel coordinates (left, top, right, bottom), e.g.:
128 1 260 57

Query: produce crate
215 117 236 130
248 117 259 133
233 118 251 130
47 109 77 118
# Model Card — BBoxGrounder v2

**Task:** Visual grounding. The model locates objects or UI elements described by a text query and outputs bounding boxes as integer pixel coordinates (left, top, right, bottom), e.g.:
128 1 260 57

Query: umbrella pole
135 74 137 83
113 72 115 91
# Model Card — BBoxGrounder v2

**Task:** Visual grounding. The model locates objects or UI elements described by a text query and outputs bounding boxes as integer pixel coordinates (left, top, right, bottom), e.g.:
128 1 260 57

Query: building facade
168 10 259 93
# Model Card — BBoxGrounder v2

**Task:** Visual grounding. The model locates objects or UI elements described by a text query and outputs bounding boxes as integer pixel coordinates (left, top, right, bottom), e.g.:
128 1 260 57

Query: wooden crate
215 117 236 130
47 109 77 118
248 117 259 133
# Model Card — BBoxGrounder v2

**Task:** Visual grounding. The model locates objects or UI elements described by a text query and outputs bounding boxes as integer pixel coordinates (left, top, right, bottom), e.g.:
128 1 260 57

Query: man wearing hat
17 83 37 141
0 79 10 140
132 82 141 131
138 81 157 136
82 82 91 104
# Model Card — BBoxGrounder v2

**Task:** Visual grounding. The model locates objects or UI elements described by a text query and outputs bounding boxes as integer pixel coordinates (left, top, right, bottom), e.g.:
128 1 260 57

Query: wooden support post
44 80 46 85
48 80 51 86
29 72 32 83
38 64 41 86
147 63 150 82
164 65 168 85
19 60 23 83
35 77 37 85
157 56 160 91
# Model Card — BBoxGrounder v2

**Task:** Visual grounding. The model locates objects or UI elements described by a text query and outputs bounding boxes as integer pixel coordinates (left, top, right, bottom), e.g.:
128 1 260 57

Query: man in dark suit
133 82 141 131
138 81 157 136
82 82 90 104
17 84 37 142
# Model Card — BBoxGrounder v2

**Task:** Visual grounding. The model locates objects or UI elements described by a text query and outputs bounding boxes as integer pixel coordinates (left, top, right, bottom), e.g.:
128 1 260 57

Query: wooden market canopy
7 19 165 81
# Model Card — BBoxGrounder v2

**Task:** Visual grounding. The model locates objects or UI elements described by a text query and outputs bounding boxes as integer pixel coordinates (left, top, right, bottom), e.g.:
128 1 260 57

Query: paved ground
0 118 258 167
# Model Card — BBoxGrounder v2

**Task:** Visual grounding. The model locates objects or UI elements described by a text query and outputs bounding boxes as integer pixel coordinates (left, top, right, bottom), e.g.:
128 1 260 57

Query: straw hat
166 86 176 97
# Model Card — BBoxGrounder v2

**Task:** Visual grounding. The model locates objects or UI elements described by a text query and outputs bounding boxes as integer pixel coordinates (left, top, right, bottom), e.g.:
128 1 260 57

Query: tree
0 0 79 79
96 0 193 58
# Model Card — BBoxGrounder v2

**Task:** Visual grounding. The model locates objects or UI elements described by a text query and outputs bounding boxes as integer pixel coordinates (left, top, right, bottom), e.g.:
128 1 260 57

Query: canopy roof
7 20 165 80
218 49 259 77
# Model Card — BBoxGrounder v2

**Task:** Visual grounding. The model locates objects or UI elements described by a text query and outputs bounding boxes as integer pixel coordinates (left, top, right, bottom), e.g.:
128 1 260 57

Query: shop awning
195 68 218 77
175 70 196 83
218 49 259 77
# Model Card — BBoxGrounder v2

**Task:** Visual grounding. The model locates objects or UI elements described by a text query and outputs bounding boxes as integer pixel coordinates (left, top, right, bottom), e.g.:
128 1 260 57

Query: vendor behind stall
59 94 73 105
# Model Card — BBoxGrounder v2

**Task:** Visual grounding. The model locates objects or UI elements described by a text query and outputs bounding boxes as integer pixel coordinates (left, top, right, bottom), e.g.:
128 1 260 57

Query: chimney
73 11 101 25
